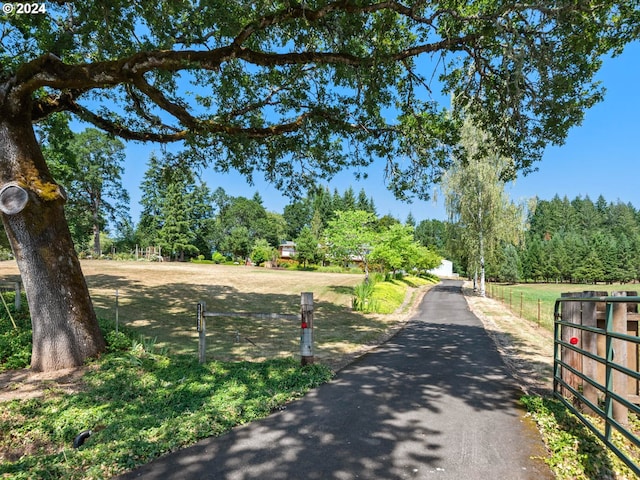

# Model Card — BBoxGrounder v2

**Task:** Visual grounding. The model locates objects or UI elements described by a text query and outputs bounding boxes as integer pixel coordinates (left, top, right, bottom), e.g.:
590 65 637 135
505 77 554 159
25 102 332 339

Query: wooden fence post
519 292 523 319
581 291 606 413
14 281 20 312
197 301 206 364
611 291 629 426
300 292 314 365
561 292 583 398
537 298 541 325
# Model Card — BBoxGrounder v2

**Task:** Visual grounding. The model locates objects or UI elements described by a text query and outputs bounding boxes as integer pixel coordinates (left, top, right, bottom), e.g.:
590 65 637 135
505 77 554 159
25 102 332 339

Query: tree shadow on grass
326 285 354 296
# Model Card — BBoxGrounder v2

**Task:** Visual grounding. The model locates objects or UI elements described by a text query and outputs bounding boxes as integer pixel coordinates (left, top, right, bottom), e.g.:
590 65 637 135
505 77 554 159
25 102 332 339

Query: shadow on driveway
115 280 552 480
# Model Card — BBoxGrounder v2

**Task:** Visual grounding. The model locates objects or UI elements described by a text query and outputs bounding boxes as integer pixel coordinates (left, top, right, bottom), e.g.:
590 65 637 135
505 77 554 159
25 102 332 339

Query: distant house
279 241 296 259
428 259 455 277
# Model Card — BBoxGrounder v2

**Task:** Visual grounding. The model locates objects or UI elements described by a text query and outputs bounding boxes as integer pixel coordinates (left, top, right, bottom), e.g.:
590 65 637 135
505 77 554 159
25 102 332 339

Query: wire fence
93 289 307 362
485 282 555 330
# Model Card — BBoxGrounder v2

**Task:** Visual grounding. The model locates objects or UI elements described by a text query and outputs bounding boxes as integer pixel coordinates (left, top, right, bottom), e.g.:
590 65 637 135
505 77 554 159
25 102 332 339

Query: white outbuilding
428 259 454 277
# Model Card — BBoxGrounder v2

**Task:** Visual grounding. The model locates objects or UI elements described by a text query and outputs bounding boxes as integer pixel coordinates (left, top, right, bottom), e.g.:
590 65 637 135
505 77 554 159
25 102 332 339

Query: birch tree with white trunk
442 121 523 296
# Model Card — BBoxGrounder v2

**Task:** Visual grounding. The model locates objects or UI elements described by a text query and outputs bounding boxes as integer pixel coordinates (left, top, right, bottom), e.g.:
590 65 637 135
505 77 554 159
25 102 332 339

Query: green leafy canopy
2 0 637 199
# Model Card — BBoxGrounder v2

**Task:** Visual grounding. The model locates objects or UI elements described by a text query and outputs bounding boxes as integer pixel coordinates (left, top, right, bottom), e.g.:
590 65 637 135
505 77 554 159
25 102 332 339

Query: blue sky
119 41 640 224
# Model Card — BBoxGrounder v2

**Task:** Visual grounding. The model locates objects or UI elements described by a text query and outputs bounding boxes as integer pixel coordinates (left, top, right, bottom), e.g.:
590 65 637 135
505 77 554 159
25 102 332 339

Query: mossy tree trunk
0 111 105 372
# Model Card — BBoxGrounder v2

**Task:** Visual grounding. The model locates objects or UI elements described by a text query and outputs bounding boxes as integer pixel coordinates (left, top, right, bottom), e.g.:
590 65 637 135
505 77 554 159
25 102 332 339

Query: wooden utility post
300 292 314 365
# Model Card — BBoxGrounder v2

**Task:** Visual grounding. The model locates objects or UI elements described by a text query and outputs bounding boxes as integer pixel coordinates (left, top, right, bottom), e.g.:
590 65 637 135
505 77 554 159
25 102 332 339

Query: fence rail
554 294 640 476
203 311 298 321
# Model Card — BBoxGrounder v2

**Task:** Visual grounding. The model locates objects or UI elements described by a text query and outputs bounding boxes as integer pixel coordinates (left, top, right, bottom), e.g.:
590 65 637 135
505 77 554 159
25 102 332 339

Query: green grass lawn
371 275 435 314
486 282 640 330
0 349 332 479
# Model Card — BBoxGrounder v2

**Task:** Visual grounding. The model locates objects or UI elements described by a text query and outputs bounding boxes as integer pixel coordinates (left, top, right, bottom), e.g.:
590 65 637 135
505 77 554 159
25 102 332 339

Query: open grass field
0 260 425 368
486 282 640 331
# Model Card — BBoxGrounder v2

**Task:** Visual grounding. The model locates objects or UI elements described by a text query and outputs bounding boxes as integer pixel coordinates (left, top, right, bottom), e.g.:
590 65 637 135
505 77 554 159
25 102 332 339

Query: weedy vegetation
522 396 639 480
0 320 332 479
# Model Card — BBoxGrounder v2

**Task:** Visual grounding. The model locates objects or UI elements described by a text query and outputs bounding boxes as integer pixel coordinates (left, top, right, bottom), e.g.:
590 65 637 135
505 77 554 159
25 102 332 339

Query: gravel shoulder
462 281 554 396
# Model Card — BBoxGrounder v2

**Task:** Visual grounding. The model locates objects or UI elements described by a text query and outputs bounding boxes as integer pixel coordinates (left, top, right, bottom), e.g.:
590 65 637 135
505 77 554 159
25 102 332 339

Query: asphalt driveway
116 279 553 479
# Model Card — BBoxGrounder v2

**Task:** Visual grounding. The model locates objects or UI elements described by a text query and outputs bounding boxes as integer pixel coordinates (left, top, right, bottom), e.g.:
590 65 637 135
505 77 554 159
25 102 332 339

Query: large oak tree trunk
0 114 105 372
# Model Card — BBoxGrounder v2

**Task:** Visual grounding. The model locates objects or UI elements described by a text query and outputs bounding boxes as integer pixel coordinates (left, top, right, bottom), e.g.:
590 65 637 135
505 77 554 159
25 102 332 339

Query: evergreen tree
342 187 357 212
263 212 288 248
498 243 522 283
356 189 376 214
546 234 568 282
522 236 544 282
138 152 214 260
573 196 602 233
283 198 313 239
295 226 319 268
415 219 448 256
311 186 334 230
158 181 200 261
616 233 634 283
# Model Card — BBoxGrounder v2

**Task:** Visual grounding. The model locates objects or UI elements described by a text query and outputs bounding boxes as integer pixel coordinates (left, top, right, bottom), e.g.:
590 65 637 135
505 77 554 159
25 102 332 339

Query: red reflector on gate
569 337 579 345
301 322 308 329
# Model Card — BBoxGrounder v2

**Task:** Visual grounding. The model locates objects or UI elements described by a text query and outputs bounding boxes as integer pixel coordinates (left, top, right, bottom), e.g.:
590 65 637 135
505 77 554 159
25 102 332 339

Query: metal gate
554 293 640 476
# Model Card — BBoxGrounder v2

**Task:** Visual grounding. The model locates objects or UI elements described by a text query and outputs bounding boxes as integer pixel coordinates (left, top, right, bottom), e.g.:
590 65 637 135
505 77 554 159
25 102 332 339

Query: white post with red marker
300 292 314 365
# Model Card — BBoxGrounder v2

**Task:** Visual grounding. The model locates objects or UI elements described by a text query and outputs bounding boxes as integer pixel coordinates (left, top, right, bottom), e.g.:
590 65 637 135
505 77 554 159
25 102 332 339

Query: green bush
190 258 215 264
104 330 132 352
0 291 31 371
250 240 274 266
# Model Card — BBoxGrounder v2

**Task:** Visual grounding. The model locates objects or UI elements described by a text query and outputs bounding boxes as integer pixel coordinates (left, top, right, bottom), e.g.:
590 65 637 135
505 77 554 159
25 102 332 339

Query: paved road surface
116 279 553 479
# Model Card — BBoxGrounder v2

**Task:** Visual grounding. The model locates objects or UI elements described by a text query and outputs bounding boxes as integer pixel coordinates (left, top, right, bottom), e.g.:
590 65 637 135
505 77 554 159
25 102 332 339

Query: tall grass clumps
352 278 378 312
352 274 436 314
